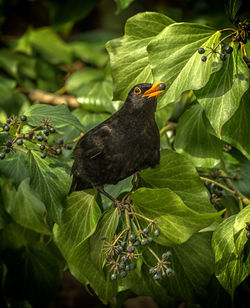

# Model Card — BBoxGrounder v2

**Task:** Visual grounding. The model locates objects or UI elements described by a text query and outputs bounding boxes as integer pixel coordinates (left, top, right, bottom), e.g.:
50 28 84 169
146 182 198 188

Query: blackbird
69 82 166 204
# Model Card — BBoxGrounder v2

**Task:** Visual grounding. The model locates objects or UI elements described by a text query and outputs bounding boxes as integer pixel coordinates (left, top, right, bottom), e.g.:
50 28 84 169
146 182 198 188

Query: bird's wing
73 124 112 160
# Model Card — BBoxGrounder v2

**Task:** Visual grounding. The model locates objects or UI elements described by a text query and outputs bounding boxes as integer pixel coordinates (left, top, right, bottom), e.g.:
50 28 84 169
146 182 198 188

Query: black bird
69 82 166 205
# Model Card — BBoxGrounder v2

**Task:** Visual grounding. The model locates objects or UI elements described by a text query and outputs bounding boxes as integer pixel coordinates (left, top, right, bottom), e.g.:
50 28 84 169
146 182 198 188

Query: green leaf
106 12 174 100
115 0 135 13
175 104 223 167
221 89 250 159
233 205 250 255
66 238 117 304
89 208 119 270
27 150 71 224
70 41 108 68
26 104 84 132
66 68 105 93
76 80 117 113
147 24 220 108
131 187 223 245
162 232 215 301
0 152 28 185
141 149 213 213
4 178 50 234
72 108 110 131
29 27 72 64
53 189 102 260
212 211 250 297
0 49 18 77
196 45 249 137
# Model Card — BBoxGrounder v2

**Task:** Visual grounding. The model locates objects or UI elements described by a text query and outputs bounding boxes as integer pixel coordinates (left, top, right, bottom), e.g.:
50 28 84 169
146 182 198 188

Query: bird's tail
68 175 92 195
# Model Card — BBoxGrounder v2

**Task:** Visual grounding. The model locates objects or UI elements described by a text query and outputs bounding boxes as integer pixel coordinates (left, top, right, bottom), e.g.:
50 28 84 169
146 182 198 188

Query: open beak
142 82 166 98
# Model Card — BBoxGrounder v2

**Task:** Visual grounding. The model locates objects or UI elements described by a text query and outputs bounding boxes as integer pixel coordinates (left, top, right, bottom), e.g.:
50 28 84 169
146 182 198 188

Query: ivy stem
128 211 154 223
220 170 250 206
147 247 161 263
159 123 176 137
67 133 84 144
219 28 236 32
125 209 131 231
213 31 236 51
113 228 128 246
200 176 250 205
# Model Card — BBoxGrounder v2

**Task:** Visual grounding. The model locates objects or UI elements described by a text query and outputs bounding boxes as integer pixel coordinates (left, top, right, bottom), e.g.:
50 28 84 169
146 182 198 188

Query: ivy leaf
115 0 135 13
141 149 213 213
89 208 119 270
0 152 28 185
147 24 221 108
0 49 19 77
72 108 110 131
29 27 72 64
26 104 84 132
131 187 223 245
196 45 249 137
233 205 250 255
148 233 215 301
53 189 102 260
66 68 105 93
4 178 50 235
175 104 223 167
76 80 117 113
221 89 250 159
66 238 117 304
212 210 250 298
106 12 174 100
27 150 71 224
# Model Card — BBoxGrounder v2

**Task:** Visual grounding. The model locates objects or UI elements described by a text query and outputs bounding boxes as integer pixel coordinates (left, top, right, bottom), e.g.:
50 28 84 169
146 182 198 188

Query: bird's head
124 82 166 113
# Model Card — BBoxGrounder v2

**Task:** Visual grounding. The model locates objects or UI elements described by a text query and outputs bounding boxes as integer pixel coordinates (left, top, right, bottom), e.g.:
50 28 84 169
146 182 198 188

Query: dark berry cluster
232 21 249 45
0 115 73 160
149 251 174 280
246 222 250 239
198 45 233 63
104 226 166 281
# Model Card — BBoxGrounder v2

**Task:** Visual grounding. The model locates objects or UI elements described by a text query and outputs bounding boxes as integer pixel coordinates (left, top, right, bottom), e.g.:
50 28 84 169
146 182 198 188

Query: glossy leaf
27 150 71 224
53 189 102 259
76 80 117 113
66 238 117 304
0 152 28 185
147 24 220 108
196 45 249 137
221 89 250 159
4 178 50 234
175 104 223 167
90 208 119 270
26 104 84 132
212 211 250 297
106 12 174 100
131 187 223 245
141 149 213 213
115 0 135 13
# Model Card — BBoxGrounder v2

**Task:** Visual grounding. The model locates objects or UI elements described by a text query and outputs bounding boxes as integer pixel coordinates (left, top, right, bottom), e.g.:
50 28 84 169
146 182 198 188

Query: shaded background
0 1 250 307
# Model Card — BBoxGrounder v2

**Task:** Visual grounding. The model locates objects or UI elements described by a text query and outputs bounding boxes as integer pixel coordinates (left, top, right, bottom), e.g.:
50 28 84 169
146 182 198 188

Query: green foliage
1 1 250 307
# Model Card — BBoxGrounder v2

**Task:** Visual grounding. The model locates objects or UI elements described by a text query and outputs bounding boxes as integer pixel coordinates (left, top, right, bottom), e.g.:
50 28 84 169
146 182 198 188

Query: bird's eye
133 87 141 95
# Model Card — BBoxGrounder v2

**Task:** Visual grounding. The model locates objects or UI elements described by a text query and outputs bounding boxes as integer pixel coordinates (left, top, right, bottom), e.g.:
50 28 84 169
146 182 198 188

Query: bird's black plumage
69 82 165 195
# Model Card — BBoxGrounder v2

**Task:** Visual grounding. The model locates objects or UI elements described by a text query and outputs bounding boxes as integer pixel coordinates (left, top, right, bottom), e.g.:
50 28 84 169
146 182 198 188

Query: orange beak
142 82 166 98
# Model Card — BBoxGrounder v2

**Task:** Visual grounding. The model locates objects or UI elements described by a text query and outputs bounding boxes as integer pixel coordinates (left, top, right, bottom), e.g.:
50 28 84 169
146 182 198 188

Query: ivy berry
198 47 205 54
0 153 5 160
225 45 233 54
20 115 27 121
16 139 23 146
201 56 207 62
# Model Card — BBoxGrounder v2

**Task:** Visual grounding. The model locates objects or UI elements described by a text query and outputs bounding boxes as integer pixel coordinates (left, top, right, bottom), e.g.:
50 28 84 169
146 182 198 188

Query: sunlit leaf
141 149 213 213
27 150 71 224
175 104 223 167
147 24 220 108
131 187 223 245
221 89 250 159
212 210 250 297
53 189 101 259
26 104 84 132
106 12 174 100
196 45 249 137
